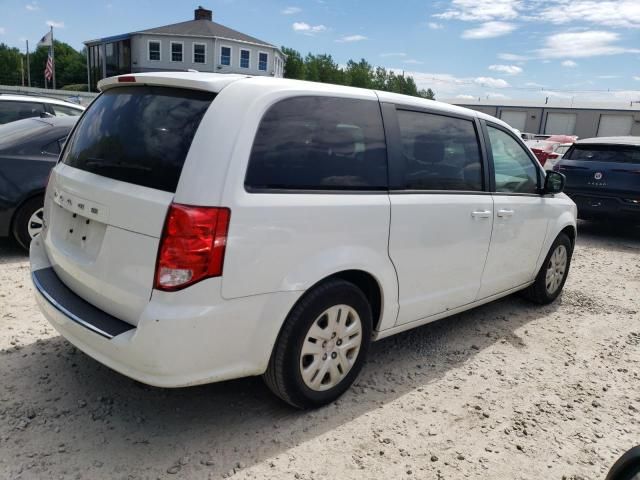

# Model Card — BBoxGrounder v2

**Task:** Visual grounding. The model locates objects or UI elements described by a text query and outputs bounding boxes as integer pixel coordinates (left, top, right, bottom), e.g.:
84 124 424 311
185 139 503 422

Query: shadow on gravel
1 292 563 479
577 219 640 252
0 238 27 265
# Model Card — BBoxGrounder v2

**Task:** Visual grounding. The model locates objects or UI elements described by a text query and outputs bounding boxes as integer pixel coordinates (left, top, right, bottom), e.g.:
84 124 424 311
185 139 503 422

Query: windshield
61 86 215 192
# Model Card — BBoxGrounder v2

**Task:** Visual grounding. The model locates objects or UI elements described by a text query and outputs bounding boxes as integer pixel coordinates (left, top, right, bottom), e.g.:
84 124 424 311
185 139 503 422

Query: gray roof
136 19 274 47
577 136 640 146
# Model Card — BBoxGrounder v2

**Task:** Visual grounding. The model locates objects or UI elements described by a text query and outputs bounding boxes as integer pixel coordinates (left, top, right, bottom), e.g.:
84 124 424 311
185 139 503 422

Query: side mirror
543 170 565 195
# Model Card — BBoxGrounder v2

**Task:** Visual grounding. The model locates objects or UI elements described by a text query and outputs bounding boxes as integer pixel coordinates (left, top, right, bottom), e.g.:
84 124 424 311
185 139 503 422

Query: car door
384 104 494 325
477 122 549 299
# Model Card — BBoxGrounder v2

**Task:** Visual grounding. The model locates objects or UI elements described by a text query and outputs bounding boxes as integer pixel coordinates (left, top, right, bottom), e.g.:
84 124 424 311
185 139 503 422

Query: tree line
0 41 435 99
0 41 87 90
282 47 435 99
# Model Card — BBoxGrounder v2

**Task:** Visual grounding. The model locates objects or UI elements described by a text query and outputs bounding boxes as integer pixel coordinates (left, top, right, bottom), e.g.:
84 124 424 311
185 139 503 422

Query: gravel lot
1 221 639 480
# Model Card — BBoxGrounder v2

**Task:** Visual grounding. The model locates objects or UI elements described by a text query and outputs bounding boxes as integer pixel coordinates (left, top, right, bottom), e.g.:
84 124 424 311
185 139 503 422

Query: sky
1 0 639 104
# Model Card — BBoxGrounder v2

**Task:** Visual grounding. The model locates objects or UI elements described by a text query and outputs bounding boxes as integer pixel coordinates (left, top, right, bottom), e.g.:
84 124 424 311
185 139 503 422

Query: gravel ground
1 221 639 480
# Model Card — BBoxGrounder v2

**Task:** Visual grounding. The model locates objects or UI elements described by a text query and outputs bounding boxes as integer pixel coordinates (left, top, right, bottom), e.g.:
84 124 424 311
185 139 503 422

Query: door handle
497 209 515 218
471 210 492 219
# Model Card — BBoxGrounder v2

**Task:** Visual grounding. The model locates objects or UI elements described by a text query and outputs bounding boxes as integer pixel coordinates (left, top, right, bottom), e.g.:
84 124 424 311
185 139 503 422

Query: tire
264 279 372 409
12 196 45 251
522 232 572 304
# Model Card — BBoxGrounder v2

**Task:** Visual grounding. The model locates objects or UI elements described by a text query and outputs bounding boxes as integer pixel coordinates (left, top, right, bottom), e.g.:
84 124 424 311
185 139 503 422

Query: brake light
154 204 231 291
118 75 136 83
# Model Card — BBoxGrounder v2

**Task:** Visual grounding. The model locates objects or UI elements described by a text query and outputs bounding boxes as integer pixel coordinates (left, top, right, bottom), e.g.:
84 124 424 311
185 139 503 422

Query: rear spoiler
98 72 250 94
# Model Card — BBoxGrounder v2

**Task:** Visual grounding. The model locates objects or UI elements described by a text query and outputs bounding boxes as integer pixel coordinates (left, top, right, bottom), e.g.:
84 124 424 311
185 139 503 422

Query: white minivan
30 73 577 408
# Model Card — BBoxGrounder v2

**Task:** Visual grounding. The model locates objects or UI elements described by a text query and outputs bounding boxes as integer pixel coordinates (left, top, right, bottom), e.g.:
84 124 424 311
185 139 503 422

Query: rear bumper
30 237 301 388
566 192 640 221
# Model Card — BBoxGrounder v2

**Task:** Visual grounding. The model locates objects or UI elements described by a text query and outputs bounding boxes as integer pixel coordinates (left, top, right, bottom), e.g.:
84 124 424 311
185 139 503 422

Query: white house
84 6 286 91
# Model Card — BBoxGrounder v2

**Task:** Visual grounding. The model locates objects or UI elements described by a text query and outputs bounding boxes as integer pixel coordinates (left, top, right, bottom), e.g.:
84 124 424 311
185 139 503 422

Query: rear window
245 96 387 191
565 144 640 164
62 86 215 192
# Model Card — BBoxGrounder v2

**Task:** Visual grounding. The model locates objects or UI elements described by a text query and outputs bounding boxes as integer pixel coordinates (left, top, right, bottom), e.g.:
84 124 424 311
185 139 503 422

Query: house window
193 43 206 64
171 42 183 62
259 52 268 71
220 46 231 66
240 49 250 69
148 41 160 61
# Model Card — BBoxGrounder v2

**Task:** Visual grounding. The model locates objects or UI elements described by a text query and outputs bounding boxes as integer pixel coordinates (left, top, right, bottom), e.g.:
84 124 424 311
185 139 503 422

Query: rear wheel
264 279 372 409
523 233 572 304
12 196 44 250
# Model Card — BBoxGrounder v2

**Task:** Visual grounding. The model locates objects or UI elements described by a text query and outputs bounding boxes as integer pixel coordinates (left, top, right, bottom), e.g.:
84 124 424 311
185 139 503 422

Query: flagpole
26 40 31 87
50 25 56 90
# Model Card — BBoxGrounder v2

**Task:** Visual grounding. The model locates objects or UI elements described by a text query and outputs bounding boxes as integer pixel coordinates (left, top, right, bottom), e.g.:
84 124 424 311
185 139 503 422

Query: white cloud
524 82 545 87
498 52 528 61
597 75 619 79
0 27 5 35
434 0 522 21
25 2 39 11
336 34 367 43
281 6 301 15
537 31 639 58
561 60 578 67
380 52 406 57
462 21 516 39
456 94 476 100
634 76 640 81
474 76 511 88
536 1 640 29
489 64 523 75
46 20 64 28
292 22 326 35
428 22 444 30
403 59 424 64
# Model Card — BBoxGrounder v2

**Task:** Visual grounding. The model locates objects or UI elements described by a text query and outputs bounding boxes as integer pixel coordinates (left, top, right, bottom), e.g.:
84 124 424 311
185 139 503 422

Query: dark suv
555 137 640 222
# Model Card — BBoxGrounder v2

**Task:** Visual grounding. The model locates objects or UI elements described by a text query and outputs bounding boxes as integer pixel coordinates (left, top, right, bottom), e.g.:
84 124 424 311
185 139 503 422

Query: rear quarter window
61 86 215 192
245 96 387 191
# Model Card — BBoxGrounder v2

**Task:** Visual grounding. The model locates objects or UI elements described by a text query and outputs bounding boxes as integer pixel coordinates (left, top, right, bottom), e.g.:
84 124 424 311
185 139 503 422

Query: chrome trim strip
32 271 114 339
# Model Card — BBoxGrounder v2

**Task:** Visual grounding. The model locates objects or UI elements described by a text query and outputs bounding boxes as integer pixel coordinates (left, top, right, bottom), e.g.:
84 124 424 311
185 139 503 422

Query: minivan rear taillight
154 204 231 291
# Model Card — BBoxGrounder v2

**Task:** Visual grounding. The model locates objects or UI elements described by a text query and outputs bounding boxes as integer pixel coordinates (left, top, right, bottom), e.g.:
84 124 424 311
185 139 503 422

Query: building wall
131 34 284 77
459 104 640 138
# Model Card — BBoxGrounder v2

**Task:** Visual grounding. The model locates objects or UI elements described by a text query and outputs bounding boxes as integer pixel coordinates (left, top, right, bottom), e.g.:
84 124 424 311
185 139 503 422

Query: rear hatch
557 143 640 198
43 85 216 325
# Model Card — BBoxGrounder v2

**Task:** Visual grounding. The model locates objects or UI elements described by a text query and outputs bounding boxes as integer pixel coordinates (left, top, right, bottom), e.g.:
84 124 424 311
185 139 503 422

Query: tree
420 88 435 100
282 46 305 80
28 40 86 89
305 53 343 84
0 43 23 86
345 59 373 89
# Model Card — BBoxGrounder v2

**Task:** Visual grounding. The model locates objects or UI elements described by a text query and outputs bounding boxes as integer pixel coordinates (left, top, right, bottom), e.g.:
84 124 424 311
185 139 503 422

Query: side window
220 46 231 66
396 110 483 191
246 96 387 191
148 41 160 61
240 49 250 69
258 52 268 71
0 101 45 124
171 42 183 62
50 104 82 117
487 125 539 194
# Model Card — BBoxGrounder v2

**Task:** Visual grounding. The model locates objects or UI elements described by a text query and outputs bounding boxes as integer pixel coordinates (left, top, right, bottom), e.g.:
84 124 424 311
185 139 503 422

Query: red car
526 135 577 166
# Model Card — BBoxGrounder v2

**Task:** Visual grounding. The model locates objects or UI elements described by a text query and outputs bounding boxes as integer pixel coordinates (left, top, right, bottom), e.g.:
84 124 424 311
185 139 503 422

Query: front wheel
523 232 573 304
263 279 372 409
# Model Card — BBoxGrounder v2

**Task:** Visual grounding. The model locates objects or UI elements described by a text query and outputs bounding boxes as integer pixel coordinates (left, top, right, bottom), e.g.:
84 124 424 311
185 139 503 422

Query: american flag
44 51 53 82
